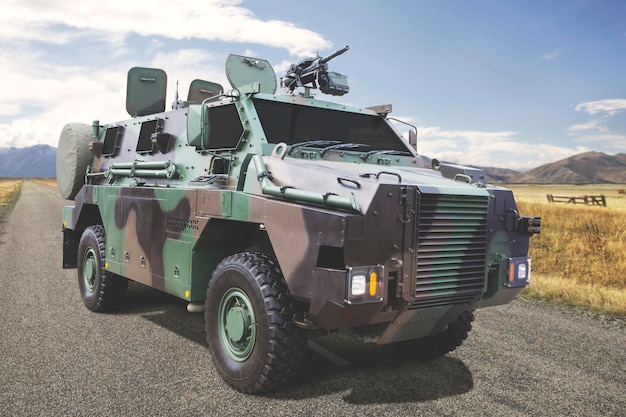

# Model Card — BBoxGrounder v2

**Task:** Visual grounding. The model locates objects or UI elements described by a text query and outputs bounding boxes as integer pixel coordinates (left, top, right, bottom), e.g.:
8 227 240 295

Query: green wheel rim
218 287 257 362
82 247 98 292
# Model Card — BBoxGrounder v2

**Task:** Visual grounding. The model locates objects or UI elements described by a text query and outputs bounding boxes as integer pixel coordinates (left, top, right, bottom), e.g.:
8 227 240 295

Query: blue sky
1 0 624 171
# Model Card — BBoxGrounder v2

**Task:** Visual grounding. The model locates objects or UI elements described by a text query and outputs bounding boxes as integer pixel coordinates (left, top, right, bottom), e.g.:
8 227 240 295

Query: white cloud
0 0 335 151
0 47 240 149
568 100 626 152
0 0 331 56
273 60 295 77
387 121 572 171
412 126 590 171
574 134 626 151
541 49 559 61
146 39 166 55
0 66 128 148
567 119 608 134
574 99 626 116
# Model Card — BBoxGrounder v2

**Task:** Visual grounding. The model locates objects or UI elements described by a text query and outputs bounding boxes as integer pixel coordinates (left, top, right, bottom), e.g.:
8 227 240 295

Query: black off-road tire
393 310 475 362
205 252 307 393
77 225 128 312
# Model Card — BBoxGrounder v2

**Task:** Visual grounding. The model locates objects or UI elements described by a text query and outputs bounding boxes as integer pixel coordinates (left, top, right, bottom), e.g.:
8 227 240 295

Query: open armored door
187 79 224 104
225 54 277 93
126 67 167 117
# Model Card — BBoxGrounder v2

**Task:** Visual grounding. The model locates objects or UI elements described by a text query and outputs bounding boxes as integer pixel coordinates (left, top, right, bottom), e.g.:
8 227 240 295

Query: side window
206 104 243 150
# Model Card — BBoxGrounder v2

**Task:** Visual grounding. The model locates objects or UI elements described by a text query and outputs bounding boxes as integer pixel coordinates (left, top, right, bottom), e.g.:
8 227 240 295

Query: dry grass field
507 184 626 317
0 179 23 208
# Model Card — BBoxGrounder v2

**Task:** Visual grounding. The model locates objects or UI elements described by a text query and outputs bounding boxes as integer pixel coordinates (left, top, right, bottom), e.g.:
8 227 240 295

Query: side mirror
409 128 417 150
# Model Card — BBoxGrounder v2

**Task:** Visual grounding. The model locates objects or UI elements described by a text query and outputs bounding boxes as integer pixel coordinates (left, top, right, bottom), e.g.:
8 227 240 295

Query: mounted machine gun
282 45 350 96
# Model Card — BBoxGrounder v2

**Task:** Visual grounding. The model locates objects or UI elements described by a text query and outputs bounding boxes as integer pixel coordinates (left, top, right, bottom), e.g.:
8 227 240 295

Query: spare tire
56 123 94 200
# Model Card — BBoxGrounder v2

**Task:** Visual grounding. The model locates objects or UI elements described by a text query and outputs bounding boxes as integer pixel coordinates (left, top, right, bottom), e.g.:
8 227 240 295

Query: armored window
205 104 243 150
102 126 123 157
136 118 171 154
253 99 410 152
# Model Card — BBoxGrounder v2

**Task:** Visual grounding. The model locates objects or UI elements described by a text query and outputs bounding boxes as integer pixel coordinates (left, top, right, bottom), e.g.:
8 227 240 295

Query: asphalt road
1 182 625 417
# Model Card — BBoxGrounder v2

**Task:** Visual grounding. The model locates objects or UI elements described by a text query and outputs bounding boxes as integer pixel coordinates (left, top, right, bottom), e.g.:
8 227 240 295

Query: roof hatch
225 54 276 94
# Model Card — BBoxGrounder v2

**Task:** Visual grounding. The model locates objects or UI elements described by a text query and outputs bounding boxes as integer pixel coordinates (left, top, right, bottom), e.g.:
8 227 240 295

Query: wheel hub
218 288 256 362
83 248 97 292
225 306 251 343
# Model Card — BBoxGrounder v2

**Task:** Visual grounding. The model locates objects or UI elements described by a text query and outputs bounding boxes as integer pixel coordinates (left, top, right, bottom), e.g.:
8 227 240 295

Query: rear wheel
77 225 127 312
393 310 474 361
205 252 306 393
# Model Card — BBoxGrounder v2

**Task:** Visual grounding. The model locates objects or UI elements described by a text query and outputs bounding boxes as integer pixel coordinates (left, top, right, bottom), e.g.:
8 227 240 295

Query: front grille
410 193 488 309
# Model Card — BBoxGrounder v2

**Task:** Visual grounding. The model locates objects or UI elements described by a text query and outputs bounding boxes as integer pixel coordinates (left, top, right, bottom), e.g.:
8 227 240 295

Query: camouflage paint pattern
62 56 539 345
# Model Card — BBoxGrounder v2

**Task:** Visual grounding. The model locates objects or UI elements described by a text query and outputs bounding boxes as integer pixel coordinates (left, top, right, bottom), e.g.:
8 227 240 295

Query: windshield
253 98 411 152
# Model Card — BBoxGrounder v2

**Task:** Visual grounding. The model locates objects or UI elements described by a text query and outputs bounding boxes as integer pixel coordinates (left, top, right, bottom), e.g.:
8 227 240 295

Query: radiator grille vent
410 193 488 309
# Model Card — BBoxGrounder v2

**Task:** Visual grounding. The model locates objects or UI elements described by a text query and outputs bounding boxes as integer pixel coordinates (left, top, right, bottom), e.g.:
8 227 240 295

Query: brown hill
512 151 626 184
479 167 521 183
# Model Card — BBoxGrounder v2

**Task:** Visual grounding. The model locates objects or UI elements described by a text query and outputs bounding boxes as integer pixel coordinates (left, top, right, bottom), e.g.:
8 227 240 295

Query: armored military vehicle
58 46 540 393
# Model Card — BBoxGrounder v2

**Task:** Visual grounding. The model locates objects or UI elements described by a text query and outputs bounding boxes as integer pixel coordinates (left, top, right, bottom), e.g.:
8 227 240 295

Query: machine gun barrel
320 45 349 64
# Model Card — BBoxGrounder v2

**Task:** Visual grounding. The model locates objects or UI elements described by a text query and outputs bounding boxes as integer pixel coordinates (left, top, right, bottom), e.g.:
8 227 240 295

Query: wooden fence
546 194 607 207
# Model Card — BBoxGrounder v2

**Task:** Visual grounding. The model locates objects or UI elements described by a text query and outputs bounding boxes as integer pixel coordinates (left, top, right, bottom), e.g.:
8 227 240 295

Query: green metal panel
104 191 124 276
186 104 203 146
126 67 167 117
225 54 277 94
187 79 223 104
162 238 192 299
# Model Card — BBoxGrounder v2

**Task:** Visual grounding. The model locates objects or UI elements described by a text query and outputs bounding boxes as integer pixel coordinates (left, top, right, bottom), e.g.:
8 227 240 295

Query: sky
1 0 625 171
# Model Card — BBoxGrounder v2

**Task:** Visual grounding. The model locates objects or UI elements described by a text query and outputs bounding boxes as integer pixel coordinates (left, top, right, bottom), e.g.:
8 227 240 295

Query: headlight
507 256 531 288
346 265 383 304
351 274 366 296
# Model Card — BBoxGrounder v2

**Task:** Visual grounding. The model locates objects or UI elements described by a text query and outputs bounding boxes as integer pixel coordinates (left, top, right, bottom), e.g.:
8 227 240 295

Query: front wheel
205 252 306 393
77 225 127 312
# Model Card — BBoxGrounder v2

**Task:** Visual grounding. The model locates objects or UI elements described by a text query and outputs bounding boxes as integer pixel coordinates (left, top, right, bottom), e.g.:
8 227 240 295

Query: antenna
172 80 180 109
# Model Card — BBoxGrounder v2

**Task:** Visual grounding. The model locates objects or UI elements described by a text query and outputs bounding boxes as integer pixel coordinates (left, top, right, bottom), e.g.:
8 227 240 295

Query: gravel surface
1 182 625 416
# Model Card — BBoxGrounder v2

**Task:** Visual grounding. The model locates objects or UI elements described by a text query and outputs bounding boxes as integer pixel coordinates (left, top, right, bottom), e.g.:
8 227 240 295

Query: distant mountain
0 145 57 177
468 166 521 183
512 151 626 184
